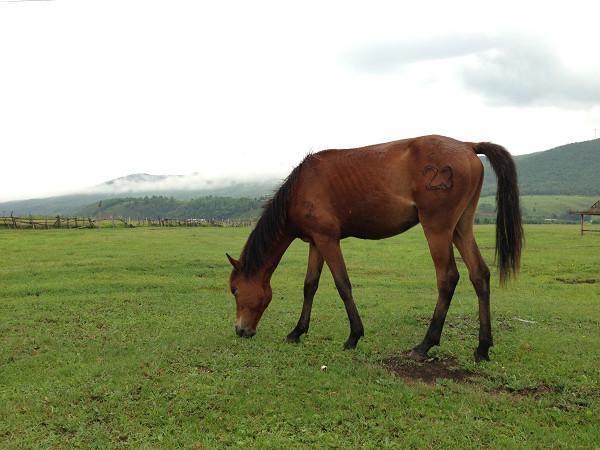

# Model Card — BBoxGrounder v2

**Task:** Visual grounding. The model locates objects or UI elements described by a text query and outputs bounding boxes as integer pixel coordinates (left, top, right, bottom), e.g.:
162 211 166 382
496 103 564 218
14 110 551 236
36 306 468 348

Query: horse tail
474 142 523 284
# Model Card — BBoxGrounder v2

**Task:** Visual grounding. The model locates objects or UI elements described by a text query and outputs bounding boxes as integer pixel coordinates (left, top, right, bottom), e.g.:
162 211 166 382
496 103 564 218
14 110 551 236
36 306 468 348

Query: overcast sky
1 1 599 201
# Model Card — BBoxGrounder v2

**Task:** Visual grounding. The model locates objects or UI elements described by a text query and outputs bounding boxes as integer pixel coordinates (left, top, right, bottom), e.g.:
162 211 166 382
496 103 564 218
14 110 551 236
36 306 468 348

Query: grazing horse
227 135 522 361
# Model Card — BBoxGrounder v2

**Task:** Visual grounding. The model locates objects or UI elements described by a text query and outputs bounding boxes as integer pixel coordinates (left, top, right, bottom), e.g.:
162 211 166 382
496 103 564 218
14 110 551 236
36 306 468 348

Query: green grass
477 195 598 223
1 226 599 449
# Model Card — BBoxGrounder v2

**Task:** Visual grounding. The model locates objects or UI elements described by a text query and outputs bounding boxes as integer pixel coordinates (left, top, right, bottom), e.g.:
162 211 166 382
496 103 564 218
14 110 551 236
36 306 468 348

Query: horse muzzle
235 325 256 338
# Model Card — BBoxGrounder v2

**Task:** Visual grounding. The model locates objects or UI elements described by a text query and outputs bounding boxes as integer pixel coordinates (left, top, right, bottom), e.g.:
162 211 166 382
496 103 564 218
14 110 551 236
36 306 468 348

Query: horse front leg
286 243 324 343
313 237 364 350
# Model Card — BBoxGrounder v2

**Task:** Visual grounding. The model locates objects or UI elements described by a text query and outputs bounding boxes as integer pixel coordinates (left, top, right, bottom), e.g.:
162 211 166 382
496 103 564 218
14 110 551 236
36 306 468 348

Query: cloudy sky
1 1 599 201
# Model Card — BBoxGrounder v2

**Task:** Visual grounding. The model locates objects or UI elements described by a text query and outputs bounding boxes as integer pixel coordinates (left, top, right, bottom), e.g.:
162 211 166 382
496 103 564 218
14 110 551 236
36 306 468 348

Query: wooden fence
0 215 95 230
0 215 254 230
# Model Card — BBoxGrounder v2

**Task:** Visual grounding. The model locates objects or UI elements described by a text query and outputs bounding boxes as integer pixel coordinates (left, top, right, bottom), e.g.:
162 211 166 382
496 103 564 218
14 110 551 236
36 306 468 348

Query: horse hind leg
286 243 324 343
410 228 460 360
453 216 492 362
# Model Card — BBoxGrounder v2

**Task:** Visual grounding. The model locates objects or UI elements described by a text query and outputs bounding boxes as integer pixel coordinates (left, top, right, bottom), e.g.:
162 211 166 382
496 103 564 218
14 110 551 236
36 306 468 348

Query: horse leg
313 237 364 349
286 243 324 343
454 225 492 362
410 230 459 360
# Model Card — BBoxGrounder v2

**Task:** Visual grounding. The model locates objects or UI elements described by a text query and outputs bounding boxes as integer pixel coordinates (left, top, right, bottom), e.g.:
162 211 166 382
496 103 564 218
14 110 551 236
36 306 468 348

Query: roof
573 199 600 215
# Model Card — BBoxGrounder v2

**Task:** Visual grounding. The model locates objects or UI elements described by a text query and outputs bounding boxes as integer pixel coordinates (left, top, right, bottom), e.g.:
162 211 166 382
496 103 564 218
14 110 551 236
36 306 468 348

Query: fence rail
0 215 254 230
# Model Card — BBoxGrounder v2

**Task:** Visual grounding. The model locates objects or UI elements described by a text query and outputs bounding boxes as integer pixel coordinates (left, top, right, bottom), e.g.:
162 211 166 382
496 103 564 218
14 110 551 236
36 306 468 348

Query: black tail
475 142 523 284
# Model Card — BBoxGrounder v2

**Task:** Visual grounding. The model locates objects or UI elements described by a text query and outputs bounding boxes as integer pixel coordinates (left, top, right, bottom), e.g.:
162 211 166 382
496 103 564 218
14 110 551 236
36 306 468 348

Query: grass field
1 225 599 448
477 195 599 223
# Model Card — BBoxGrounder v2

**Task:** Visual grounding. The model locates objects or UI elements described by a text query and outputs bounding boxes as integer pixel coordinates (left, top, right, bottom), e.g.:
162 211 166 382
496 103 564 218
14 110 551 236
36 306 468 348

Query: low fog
88 172 284 195
0 170 287 203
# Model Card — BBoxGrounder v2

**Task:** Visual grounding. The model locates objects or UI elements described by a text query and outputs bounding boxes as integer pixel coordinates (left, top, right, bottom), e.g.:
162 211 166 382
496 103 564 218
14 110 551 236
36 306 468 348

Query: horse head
227 253 272 338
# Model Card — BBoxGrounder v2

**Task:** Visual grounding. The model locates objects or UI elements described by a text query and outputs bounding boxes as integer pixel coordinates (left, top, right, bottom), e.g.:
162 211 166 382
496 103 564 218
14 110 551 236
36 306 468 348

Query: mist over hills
93 173 280 198
1 138 598 218
0 175 280 216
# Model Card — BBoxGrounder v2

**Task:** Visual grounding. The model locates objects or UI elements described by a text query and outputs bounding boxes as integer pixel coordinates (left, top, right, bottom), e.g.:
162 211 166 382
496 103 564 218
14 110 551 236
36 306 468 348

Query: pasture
0 225 598 448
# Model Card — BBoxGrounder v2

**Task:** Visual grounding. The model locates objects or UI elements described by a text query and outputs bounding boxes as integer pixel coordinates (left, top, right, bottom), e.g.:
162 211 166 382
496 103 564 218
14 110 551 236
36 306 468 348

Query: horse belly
341 197 419 239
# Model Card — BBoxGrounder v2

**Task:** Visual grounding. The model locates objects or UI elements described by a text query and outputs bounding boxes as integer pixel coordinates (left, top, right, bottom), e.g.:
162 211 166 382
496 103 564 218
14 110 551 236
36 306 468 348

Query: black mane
239 156 308 275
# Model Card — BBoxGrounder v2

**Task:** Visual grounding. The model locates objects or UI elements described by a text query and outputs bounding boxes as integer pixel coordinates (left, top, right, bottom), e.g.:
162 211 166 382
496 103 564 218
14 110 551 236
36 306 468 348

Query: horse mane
239 155 309 275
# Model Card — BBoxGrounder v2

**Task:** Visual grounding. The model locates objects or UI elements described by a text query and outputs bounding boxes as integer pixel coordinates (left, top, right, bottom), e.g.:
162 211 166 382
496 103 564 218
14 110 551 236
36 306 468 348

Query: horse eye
231 287 238 296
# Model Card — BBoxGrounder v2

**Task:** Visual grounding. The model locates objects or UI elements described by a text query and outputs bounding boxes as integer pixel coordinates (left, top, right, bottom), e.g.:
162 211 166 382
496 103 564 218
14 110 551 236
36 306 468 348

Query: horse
226 135 522 361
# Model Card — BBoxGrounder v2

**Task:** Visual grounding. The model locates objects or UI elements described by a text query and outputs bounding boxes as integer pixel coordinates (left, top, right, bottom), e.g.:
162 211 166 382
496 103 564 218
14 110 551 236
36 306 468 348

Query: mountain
482 138 600 196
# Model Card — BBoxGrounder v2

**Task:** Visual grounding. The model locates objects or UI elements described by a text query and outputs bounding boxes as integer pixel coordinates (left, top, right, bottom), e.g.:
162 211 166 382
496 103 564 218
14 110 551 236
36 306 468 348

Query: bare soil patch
382 354 474 384
382 356 562 399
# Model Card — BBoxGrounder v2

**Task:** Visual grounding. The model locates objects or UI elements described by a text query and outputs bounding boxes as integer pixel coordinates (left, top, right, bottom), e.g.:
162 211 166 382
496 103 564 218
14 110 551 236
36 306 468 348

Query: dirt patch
382 354 474 384
382 355 564 399
555 277 598 285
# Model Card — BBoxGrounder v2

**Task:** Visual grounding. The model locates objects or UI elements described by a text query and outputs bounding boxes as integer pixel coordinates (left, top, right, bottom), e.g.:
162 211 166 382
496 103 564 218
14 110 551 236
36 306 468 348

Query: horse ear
226 253 240 269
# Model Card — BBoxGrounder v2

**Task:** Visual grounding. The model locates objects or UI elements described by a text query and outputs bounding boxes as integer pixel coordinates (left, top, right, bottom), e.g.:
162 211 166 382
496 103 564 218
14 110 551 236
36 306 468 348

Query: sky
1 1 599 201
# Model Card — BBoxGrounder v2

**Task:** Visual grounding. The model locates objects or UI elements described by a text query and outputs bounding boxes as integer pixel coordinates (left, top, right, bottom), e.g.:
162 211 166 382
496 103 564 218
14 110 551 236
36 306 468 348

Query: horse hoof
343 338 359 350
408 349 428 362
473 349 490 362
285 334 300 344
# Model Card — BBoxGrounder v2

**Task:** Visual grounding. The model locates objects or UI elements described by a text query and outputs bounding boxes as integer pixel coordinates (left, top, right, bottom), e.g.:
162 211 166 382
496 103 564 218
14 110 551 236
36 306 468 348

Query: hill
74 196 264 220
482 138 600 196
0 176 279 216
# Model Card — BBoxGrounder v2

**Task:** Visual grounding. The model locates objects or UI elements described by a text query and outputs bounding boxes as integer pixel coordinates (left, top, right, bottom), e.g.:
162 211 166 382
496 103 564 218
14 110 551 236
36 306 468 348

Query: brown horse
227 135 522 361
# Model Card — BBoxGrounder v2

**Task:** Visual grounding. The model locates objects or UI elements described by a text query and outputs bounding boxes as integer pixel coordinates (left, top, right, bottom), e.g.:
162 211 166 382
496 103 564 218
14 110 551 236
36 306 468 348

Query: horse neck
258 232 294 283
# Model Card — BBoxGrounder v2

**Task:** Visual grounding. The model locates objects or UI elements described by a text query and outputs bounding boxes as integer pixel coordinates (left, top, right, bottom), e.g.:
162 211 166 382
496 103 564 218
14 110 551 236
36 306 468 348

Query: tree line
76 195 265 220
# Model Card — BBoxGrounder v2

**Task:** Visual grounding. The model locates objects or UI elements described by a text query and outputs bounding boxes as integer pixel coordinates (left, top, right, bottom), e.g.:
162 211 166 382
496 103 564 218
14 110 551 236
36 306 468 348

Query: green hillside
75 196 265 220
0 193 114 217
75 196 264 219
0 181 278 216
482 138 600 196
